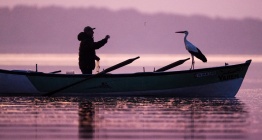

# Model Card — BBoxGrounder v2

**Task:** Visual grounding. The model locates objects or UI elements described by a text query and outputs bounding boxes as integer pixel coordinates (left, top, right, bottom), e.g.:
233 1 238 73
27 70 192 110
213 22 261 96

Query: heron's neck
183 33 188 42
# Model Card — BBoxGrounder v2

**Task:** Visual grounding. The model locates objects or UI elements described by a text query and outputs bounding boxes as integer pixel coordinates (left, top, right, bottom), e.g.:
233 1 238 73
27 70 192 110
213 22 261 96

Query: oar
49 70 62 74
43 56 140 96
155 58 190 72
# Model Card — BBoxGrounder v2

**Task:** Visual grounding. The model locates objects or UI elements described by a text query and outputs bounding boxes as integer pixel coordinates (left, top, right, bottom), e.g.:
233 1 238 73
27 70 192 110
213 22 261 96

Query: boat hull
0 60 251 97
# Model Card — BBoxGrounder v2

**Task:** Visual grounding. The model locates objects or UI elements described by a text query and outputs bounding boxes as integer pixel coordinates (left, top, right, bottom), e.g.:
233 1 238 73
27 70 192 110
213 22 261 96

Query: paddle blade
101 56 140 74
155 58 190 72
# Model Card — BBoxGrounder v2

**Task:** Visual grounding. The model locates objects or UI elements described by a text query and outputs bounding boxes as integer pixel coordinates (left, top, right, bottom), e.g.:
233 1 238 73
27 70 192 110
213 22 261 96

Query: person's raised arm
94 35 110 49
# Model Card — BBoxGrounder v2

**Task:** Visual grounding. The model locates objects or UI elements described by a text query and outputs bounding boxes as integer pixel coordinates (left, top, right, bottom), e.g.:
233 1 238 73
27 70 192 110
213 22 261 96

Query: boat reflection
0 96 249 140
78 97 249 140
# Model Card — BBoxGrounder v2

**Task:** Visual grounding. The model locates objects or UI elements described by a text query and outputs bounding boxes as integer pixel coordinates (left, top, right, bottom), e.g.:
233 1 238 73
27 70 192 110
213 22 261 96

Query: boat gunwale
0 59 252 78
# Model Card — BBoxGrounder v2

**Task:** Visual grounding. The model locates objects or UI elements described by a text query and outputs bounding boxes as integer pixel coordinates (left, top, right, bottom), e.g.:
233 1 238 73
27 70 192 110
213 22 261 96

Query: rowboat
0 59 251 97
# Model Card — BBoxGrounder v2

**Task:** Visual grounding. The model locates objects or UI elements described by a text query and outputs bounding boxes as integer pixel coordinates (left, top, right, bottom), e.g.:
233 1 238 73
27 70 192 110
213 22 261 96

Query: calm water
0 91 262 140
0 55 262 140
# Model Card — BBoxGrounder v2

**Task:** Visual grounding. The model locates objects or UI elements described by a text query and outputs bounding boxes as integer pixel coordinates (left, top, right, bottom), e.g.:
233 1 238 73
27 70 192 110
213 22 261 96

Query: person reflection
78 101 94 139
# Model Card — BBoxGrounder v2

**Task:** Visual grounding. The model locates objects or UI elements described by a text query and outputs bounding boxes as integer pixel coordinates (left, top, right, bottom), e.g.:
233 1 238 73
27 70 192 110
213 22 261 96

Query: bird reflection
182 98 248 139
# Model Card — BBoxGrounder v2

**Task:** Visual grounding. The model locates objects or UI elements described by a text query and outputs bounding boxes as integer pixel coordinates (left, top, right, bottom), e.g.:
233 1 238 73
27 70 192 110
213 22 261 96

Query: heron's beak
175 31 186 33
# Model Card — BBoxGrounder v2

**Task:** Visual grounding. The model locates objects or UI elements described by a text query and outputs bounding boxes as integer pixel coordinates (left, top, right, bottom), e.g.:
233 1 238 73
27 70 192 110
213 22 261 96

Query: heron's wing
189 48 207 62
185 40 198 53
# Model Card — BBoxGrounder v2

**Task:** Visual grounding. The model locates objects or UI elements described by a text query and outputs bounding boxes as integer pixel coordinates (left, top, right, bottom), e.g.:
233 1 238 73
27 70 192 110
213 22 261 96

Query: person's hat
84 26 95 32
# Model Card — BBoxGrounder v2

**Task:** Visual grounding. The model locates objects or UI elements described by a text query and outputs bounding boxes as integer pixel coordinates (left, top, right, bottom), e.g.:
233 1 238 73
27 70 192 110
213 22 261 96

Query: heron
176 31 207 70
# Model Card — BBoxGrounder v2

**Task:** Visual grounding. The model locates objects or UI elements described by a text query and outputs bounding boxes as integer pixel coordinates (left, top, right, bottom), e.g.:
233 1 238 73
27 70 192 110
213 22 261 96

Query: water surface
1 90 261 140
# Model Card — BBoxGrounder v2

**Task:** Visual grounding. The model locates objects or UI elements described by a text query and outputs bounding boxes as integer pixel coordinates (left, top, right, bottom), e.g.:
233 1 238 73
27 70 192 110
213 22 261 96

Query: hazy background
1 0 262 54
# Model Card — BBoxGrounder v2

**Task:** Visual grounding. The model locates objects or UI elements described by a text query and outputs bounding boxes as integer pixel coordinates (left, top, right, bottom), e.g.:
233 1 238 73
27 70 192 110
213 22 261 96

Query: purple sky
1 0 262 20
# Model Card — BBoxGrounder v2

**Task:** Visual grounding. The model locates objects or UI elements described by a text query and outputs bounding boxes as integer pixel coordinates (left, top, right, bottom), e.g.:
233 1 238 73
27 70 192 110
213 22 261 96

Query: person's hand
105 35 110 39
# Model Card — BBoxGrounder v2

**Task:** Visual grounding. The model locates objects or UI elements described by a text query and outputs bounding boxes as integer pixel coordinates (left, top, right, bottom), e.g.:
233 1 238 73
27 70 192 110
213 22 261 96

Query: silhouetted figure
78 26 110 74
78 32 100 62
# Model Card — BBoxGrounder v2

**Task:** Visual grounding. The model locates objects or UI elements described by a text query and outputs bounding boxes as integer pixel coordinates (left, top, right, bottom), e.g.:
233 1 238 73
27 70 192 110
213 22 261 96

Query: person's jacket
78 32 108 70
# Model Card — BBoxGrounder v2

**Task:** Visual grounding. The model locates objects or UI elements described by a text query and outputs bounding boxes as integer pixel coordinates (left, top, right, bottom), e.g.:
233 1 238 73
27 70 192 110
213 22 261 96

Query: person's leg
80 67 92 74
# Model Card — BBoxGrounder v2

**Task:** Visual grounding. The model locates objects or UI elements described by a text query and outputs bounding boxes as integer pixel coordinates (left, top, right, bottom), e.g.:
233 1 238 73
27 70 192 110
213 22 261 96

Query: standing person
78 26 110 74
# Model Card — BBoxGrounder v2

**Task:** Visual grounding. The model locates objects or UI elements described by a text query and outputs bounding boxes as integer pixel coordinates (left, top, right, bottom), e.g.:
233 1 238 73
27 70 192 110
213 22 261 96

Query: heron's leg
192 55 195 70
190 55 194 70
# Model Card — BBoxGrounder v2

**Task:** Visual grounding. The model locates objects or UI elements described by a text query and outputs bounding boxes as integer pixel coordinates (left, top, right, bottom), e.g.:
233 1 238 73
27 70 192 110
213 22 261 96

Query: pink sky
1 0 262 20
